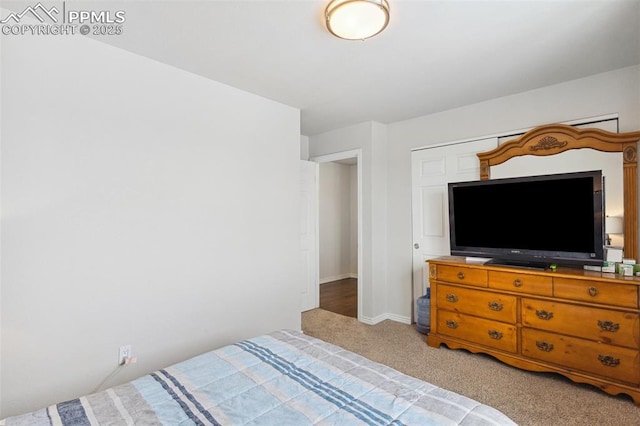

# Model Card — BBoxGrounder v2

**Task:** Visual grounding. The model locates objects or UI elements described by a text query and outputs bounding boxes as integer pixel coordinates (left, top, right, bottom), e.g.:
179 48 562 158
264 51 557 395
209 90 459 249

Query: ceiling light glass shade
325 0 390 40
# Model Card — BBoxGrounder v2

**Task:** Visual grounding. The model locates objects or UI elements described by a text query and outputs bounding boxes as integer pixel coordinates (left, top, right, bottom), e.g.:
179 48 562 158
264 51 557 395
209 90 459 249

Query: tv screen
448 170 604 268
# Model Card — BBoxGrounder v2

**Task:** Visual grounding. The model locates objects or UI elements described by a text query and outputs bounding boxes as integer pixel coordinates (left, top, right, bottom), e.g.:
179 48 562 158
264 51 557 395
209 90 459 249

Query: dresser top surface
429 256 640 286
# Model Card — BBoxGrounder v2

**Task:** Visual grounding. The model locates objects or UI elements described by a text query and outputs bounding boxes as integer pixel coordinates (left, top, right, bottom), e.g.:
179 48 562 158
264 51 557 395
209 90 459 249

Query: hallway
319 278 357 318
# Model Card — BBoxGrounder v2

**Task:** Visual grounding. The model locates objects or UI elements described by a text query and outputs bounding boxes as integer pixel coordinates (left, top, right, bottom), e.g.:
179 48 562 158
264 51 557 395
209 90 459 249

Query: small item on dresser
622 258 636 265
617 263 634 276
602 261 616 273
605 247 624 262
465 256 492 264
583 264 602 272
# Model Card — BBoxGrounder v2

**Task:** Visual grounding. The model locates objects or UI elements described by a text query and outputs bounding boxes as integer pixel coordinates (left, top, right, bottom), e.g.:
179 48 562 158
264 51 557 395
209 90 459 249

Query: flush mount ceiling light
325 0 390 40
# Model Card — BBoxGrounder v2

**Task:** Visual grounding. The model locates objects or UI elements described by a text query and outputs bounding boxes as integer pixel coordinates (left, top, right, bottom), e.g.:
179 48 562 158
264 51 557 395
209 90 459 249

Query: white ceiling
51 1 640 135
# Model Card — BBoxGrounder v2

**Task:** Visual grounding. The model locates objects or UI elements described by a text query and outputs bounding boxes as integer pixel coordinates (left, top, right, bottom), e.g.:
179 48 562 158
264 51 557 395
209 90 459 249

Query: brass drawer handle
513 278 523 288
535 310 554 320
446 320 458 329
457 272 465 280
598 355 620 367
588 286 599 297
488 301 503 311
488 330 503 340
446 294 459 303
597 320 620 332
535 341 554 352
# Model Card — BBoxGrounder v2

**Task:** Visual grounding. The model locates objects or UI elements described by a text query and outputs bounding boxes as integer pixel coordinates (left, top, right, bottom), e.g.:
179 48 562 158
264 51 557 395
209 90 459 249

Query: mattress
1 330 516 425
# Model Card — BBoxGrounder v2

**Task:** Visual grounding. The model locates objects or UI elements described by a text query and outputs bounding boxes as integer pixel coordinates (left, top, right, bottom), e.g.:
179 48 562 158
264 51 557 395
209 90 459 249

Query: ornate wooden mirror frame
476 123 640 260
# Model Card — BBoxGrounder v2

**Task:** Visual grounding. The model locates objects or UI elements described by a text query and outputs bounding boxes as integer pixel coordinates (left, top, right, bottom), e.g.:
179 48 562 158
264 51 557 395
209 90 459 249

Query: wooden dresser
427 256 640 404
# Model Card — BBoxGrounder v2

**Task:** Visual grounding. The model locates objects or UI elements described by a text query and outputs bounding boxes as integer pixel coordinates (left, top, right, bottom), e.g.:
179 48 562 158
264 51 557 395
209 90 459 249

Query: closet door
411 137 497 321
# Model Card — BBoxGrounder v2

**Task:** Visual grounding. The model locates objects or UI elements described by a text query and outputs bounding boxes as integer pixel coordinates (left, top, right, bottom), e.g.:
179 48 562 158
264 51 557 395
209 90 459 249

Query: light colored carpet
301 308 640 426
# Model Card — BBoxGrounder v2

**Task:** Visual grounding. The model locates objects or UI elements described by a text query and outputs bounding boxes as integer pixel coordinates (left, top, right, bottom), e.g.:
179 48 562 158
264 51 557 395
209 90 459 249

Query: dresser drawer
437 310 517 353
522 298 640 349
554 277 638 308
436 265 487 287
522 328 640 385
437 284 517 323
489 271 552 296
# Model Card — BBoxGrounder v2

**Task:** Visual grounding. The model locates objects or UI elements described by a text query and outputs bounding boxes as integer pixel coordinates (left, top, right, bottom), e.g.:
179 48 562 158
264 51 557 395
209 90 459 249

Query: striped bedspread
2 330 516 425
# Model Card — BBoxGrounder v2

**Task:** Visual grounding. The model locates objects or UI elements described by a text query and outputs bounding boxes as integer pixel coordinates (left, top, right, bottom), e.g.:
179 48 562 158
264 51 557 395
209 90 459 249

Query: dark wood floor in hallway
319 278 357 318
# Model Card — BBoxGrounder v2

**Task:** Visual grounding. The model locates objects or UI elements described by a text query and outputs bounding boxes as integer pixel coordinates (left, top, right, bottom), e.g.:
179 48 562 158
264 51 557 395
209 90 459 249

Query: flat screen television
448 170 605 268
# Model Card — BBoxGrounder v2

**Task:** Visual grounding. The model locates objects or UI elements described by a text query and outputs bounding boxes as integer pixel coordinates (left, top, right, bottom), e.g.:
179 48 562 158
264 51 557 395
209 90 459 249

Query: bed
1 330 516 425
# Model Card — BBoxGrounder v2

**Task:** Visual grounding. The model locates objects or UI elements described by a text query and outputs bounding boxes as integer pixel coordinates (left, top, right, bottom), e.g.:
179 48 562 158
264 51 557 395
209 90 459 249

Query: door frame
310 149 363 321
300 160 319 312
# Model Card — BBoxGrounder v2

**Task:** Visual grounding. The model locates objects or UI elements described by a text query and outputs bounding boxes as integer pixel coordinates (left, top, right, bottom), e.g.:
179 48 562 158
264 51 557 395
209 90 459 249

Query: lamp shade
325 0 390 40
605 216 623 234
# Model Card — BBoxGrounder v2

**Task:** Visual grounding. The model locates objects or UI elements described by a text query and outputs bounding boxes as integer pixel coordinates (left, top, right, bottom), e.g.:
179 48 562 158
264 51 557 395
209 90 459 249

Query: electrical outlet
118 345 131 365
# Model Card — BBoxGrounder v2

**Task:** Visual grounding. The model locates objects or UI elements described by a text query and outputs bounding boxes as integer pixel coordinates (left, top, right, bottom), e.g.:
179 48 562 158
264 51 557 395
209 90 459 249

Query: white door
411 137 497 320
300 160 319 312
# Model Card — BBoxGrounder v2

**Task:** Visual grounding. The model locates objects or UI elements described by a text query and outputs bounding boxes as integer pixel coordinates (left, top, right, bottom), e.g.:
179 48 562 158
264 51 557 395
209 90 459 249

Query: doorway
312 150 362 320
319 278 357 317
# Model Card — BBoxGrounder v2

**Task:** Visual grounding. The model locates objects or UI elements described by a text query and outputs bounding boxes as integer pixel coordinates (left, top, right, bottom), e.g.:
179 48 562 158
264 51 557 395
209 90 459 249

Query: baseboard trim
359 313 412 325
319 273 358 284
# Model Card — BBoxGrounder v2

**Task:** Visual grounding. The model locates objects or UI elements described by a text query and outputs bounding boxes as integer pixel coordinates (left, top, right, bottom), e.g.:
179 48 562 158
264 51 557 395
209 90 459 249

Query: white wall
310 65 640 323
0 26 3 413
371 122 389 318
318 162 356 282
1 27 301 417
300 135 309 160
